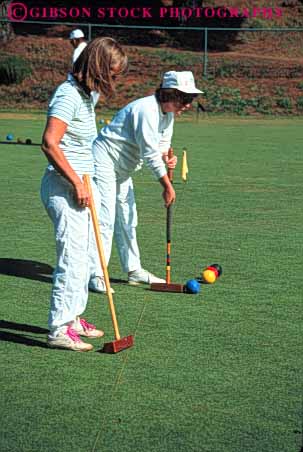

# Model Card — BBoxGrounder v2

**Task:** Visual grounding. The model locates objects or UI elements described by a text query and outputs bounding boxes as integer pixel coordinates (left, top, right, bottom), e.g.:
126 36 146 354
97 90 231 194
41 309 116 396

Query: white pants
41 170 102 332
93 146 141 273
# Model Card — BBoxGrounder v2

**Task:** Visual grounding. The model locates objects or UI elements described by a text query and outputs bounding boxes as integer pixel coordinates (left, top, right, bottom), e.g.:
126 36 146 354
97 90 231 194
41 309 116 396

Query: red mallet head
102 335 134 354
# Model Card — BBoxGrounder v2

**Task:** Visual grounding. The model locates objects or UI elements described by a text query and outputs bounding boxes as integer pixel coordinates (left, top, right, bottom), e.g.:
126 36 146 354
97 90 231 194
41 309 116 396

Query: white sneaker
47 326 93 352
89 276 115 294
128 268 165 286
72 317 104 338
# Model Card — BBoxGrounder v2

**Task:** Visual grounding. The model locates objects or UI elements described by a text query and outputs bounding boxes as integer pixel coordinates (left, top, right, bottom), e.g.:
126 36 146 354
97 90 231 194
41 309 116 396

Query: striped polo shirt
47 76 97 177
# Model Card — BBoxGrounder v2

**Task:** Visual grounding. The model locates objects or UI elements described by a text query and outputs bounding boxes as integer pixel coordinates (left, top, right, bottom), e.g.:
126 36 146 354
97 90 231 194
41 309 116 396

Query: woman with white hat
92 70 203 286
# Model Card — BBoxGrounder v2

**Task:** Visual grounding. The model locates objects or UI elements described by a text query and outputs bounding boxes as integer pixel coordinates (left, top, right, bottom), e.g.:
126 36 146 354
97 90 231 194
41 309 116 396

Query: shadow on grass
0 320 48 348
0 259 126 286
109 277 128 284
0 258 53 283
0 141 41 146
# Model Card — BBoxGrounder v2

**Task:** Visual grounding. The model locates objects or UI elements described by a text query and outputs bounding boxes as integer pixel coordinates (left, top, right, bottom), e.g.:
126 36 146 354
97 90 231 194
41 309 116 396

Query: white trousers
93 146 141 273
41 170 102 332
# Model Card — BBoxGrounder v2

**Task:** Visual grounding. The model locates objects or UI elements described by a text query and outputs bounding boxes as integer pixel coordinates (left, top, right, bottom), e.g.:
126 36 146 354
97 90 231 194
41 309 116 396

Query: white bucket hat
162 71 203 94
69 29 85 40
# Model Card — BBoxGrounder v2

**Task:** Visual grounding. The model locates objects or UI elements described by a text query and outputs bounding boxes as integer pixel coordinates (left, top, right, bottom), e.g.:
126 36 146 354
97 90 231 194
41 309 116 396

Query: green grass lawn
0 114 302 452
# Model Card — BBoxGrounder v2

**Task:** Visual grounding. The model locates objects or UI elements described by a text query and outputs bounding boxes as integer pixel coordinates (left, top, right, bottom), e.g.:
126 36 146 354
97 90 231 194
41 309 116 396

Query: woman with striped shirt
40 37 127 352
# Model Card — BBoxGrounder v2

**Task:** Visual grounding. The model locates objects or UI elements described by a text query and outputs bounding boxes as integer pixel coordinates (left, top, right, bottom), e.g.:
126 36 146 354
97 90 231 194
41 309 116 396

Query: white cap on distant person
162 71 203 94
69 29 85 40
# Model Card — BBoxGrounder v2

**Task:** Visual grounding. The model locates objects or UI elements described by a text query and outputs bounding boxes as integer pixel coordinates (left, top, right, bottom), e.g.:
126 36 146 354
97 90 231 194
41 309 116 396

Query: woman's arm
41 116 90 208
162 152 178 169
159 174 175 207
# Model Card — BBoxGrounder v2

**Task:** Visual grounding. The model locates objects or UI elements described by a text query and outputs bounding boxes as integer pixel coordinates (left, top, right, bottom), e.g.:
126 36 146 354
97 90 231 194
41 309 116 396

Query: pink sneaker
47 326 93 352
72 317 105 338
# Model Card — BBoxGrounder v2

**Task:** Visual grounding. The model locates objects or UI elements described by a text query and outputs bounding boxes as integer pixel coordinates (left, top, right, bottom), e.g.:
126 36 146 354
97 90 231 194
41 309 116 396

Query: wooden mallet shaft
166 195 172 284
83 175 134 353
166 147 174 284
150 147 184 293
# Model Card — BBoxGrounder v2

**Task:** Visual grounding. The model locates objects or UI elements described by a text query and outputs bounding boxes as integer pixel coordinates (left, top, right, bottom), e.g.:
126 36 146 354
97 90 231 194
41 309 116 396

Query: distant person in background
68 29 100 106
40 37 128 352
69 29 87 64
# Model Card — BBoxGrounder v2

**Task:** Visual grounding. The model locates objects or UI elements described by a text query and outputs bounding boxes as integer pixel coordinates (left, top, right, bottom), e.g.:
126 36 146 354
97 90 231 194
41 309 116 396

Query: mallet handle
167 147 174 182
83 175 121 341
166 147 174 284
166 205 172 284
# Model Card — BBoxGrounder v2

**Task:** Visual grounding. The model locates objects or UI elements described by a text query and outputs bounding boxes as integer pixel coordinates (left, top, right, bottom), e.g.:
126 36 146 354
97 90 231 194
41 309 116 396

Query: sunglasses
178 93 197 105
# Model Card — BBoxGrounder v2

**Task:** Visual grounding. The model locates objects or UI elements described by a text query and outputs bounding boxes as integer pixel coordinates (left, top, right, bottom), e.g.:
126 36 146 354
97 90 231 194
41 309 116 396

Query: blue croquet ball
185 279 201 294
6 134 13 141
99 119 105 124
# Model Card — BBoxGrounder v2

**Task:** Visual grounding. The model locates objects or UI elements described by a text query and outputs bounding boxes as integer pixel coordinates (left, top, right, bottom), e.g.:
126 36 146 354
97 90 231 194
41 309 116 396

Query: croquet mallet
83 175 134 353
150 148 184 293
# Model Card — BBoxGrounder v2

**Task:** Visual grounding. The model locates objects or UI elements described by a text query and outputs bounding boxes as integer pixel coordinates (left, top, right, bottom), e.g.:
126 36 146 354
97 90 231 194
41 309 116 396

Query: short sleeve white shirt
47 76 97 176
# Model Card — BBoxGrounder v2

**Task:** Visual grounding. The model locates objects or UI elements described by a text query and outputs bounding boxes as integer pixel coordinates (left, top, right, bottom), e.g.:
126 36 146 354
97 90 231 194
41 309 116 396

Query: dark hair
72 37 128 98
155 88 197 105
73 37 86 43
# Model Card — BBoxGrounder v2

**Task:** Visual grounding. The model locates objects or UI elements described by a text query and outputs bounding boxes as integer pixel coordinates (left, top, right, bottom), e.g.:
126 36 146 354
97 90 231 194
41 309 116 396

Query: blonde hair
72 37 128 98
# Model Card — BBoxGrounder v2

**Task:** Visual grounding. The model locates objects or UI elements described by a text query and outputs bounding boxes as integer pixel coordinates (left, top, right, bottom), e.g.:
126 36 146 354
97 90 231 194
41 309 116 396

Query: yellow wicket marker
181 149 188 181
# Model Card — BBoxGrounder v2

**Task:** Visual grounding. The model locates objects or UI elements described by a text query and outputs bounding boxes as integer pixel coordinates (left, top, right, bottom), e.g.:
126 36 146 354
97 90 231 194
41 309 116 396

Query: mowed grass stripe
0 116 302 452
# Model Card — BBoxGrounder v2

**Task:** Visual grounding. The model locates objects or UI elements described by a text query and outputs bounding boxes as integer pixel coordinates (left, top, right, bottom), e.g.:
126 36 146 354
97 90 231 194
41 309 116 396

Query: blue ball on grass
6 134 14 141
185 279 201 294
